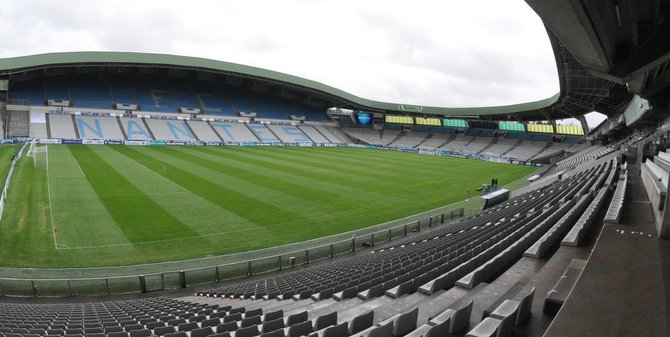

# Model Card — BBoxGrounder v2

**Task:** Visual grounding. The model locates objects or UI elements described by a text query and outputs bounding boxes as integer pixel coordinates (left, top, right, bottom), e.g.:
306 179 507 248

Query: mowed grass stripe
105 145 263 235
296 146 492 179
188 147 478 231
257 146 418 180
271 146 449 174
69 145 199 242
136 146 331 220
48 145 132 248
195 146 476 209
203 146 421 196
187 147 447 227
157 147 364 227
0 147 55 266
226 146 409 182
118 146 302 225
222 146 468 195
179 146 378 210
289 147 535 193
0 144 19 191
201 147 457 210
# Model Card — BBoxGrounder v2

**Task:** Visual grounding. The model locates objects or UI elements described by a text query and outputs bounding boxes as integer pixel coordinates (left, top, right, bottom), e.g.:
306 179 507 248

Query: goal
27 140 47 168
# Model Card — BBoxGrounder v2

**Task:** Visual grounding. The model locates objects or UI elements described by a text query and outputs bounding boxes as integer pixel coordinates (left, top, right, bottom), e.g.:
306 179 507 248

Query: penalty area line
45 145 60 250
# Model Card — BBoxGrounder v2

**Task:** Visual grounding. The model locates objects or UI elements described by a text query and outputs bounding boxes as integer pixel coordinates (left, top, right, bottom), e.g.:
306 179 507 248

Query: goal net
28 142 47 169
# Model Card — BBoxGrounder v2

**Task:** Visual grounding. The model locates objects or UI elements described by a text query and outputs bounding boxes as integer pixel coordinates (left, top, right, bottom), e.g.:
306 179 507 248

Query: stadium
0 1 669 337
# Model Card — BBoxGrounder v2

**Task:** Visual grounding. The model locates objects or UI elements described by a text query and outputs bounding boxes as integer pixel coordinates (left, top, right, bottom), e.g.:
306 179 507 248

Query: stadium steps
46 113 52 138
500 140 523 157
312 125 335 143
244 123 262 142
265 125 282 142
186 82 204 111
325 126 355 144
15 113 33 138
414 133 434 147
529 141 557 161
116 116 129 140
299 127 317 143
71 114 81 139
386 130 406 146
105 78 116 106
476 137 498 154
206 121 226 142
464 135 482 148
298 125 327 143
184 121 201 141
141 118 156 140
436 134 457 148
309 292 398 324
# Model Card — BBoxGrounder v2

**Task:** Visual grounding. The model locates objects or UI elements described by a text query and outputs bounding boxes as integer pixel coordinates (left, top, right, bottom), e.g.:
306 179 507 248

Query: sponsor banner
105 139 124 145
39 139 62 144
205 141 223 146
241 142 257 147
82 139 106 145
149 140 167 146
487 157 509 164
298 142 313 147
323 143 337 147
167 140 186 146
61 139 82 144
418 149 438 156
125 140 148 146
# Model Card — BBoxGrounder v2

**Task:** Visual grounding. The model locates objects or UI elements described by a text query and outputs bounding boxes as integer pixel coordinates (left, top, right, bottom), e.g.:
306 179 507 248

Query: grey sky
0 0 604 127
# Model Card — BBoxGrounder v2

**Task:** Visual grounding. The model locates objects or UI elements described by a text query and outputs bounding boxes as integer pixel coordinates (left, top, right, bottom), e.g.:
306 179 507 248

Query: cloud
0 0 558 110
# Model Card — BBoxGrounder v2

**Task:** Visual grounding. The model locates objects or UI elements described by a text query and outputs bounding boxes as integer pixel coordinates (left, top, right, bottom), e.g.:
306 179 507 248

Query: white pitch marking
45 145 60 249
113 149 191 193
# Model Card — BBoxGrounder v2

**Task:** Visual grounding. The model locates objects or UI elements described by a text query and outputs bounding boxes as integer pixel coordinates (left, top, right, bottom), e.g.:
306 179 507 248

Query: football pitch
0 145 536 267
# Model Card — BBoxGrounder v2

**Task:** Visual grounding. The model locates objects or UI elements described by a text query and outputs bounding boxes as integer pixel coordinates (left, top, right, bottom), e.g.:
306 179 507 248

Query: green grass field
0 145 536 267
0 144 19 191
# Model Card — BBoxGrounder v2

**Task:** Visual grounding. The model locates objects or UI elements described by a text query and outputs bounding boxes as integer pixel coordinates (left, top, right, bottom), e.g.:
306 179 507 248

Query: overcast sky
0 0 605 127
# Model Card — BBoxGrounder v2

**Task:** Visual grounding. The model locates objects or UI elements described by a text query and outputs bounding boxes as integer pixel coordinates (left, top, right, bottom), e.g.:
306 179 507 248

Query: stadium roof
527 0 670 121
4 0 668 124
0 51 562 120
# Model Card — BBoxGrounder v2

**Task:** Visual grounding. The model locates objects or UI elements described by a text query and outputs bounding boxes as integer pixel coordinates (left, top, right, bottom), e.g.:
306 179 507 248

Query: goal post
26 139 37 157
30 143 47 169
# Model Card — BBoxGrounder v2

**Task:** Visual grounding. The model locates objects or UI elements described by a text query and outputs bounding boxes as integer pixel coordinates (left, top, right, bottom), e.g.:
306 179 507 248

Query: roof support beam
526 0 611 72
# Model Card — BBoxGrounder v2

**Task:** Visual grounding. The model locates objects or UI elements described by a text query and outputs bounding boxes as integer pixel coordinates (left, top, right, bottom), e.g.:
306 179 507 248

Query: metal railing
0 208 465 297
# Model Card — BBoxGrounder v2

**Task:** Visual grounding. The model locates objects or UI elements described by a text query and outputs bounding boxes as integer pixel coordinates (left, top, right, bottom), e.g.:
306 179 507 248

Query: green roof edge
0 51 559 117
